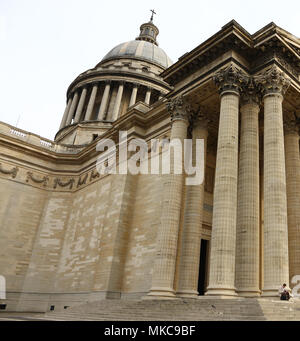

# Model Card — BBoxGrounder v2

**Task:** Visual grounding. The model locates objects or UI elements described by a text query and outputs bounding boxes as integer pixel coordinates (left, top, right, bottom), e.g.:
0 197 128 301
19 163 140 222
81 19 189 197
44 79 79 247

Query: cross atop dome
150 9 156 22
136 11 159 46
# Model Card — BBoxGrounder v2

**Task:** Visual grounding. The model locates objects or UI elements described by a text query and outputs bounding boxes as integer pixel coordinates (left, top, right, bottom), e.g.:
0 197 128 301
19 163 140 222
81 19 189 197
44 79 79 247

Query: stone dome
56 17 173 145
102 40 173 69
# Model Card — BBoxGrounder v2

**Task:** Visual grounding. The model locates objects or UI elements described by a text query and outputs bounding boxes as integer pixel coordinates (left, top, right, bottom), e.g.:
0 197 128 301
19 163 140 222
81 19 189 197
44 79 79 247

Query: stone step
40 298 300 321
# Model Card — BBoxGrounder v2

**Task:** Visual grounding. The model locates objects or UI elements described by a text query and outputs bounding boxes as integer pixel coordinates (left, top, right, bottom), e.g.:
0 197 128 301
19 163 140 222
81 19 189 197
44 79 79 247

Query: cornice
164 57 250 101
161 20 254 85
162 21 300 88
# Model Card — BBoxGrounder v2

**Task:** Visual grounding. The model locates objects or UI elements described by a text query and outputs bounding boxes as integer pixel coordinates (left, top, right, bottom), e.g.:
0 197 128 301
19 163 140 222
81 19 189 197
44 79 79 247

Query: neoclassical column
97 81 111 120
85 83 99 121
66 91 79 125
235 79 261 297
256 66 290 296
206 65 243 296
284 116 300 286
145 87 152 105
59 97 72 129
129 83 138 107
112 82 124 121
74 87 87 123
148 96 189 298
177 110 209 297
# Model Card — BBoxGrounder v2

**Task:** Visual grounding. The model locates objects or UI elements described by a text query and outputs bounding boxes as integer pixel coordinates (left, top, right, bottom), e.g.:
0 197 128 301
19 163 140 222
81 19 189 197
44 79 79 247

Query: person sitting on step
279 283 292 301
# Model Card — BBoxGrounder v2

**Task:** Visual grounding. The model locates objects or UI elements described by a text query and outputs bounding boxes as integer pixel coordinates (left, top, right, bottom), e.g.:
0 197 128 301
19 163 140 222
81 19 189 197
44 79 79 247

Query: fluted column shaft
235 99 260 297
148 96 189 298
206 90 239 296
85 83 98 121
66 91 79 125
256 66 291 296
177 118 208 297
59 97 72 129
145 88 151 105
262 104 289 297
74 87 87 123
284 122 300 286
262 93 289 295
206 65 243 296
112 83 124 121
98 82 111 120
129 84 138 107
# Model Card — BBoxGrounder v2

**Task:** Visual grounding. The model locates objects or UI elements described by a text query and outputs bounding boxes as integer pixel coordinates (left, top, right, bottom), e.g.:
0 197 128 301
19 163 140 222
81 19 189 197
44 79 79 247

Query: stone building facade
0 18 299 312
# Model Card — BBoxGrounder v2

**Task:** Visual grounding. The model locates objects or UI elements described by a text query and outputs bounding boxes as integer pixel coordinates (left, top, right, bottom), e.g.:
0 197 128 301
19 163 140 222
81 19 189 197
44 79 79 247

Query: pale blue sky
0 0 299 140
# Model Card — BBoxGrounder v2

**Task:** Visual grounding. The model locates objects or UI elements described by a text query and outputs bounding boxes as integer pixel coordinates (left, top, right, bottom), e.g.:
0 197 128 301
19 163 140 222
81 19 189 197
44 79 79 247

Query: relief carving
255 65 290 96
90 169 100 182
166 95 191 122
53 178 75 190
77 173 88 188
213 64 247 95
0 163 19 179
26 172 49 187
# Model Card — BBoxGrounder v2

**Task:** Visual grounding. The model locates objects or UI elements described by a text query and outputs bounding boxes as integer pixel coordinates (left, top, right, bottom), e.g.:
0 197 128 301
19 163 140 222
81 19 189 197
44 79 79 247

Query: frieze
53 178 75 190
77 173 89 187
0 163 19 179
26 172 49 187
0 161 106 192
275 52 299 79
251 50 299 79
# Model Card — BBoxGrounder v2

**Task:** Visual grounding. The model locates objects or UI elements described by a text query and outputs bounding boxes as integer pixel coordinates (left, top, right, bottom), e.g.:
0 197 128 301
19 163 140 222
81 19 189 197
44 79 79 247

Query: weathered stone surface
1 19 300 314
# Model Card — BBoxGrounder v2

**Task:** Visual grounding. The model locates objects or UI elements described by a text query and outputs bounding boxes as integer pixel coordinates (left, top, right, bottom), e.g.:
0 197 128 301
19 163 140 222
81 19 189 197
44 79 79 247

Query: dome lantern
136 10 159 46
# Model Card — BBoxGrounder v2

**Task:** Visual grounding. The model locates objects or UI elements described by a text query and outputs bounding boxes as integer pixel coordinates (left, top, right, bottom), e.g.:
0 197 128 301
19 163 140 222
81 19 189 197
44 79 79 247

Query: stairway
32 297 300 321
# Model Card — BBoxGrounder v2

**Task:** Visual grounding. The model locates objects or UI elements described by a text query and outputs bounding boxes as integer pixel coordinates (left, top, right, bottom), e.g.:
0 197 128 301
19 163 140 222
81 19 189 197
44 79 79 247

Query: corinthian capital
255 66 290 96
240 77 261 106
213 65 246 95
166 96 191 122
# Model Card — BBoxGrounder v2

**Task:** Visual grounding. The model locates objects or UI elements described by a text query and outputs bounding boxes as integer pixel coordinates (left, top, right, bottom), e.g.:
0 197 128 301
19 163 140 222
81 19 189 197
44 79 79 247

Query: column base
261 287 281 298
144 287 178 300
236 290 261 298
176 290 199 298
205 287 237 297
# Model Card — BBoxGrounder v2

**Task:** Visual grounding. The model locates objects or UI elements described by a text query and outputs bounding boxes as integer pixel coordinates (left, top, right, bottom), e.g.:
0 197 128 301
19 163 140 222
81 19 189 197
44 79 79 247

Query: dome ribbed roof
102 40 173 69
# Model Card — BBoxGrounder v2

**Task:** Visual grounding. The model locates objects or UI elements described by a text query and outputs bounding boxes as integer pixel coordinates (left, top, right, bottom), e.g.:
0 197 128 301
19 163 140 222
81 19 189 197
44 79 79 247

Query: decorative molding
90 169 100 182
0 163 19 179
0 163 104 192
77 173 88 188
255 65 291 96
275 53 299 79
53 178 75 190
26 172 49 187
